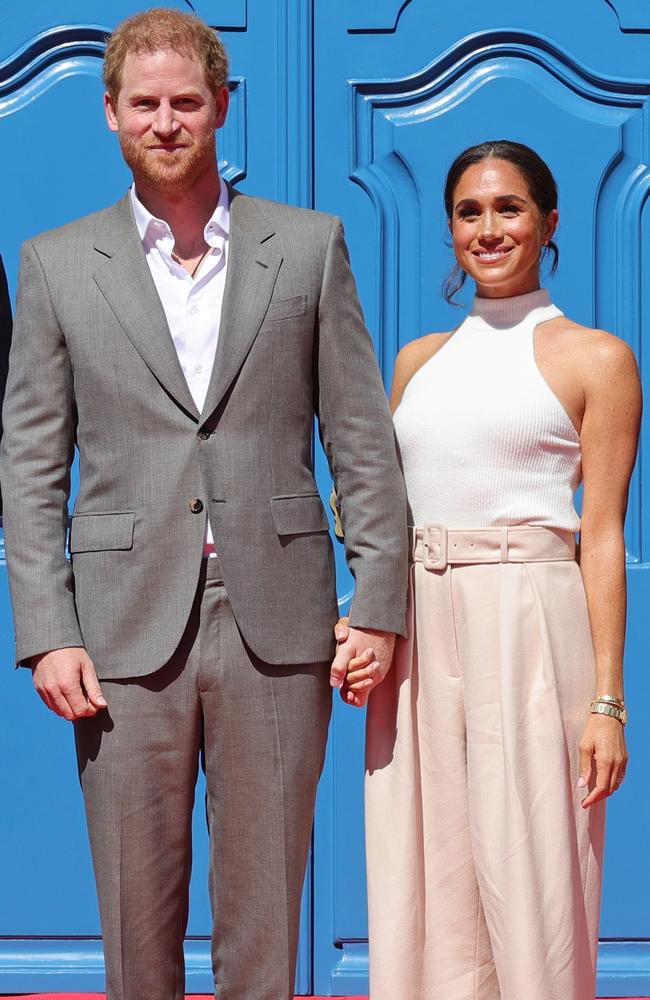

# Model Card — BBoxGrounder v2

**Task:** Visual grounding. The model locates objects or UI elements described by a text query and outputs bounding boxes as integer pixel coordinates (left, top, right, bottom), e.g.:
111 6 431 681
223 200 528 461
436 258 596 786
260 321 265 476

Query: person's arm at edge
0 239 105 719
577 331 640 807
314 218 408 704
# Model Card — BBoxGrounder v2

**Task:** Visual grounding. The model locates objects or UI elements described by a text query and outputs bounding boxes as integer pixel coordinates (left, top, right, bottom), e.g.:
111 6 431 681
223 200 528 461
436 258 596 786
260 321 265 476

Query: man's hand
31 647 107 721
330 618 395 708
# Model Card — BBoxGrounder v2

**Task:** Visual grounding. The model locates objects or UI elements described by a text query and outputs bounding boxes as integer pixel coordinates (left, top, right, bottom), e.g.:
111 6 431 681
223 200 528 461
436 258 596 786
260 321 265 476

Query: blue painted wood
0 937 225 993
346 0 414 33
604 0 650 32
312 1 650 992
0 2 246 61
597 942 650 997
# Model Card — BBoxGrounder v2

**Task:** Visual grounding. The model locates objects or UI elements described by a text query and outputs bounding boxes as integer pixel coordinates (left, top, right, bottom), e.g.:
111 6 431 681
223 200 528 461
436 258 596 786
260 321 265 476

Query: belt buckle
422 523 448 571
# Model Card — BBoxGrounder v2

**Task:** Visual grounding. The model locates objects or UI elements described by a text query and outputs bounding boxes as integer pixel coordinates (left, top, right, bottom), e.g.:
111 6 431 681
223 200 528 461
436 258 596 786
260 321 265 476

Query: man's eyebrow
128 89 203 100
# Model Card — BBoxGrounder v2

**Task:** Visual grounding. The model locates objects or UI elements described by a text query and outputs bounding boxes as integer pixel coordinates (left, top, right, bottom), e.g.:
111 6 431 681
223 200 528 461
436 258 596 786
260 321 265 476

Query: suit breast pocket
264 294 308 324
69 511 136 553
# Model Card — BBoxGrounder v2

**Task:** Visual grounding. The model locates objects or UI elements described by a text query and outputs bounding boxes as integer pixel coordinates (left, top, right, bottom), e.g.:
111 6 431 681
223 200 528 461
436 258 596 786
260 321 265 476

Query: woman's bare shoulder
390 331 454 411
541 316 638 375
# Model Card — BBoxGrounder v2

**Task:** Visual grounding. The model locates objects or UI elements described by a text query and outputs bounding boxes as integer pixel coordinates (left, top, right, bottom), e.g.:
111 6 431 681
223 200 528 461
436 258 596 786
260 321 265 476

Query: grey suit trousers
75 557 332 1000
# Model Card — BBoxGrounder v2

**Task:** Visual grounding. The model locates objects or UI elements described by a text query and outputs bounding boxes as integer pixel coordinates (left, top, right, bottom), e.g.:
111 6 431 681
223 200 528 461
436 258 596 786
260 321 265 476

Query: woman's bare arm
576 331 641 807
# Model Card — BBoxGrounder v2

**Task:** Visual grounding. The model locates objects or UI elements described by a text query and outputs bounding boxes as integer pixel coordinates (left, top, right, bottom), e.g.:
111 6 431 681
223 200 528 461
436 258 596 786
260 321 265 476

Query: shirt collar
130 181 230 250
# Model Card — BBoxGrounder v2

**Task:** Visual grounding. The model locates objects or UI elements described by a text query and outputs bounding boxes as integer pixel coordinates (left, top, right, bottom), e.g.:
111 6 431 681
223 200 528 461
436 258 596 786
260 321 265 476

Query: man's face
104 48 229 193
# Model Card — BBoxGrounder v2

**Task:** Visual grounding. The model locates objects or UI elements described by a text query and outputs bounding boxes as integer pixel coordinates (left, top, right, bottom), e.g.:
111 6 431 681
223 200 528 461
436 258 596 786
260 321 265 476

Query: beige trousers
365 526 605 1000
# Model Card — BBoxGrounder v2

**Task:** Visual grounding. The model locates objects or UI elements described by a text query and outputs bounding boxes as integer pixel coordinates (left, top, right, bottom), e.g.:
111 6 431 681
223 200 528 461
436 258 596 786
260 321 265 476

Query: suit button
189 498 204 513
198 429 211 440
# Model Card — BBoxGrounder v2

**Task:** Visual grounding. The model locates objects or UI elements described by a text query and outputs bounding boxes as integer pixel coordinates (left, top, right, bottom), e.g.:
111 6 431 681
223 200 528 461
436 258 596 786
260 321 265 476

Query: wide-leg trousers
365 526 605 1000
74 557 332 1000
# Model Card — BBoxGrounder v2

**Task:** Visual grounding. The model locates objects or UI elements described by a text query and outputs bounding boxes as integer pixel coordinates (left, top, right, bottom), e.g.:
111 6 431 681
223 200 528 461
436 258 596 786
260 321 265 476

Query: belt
410 524 576 572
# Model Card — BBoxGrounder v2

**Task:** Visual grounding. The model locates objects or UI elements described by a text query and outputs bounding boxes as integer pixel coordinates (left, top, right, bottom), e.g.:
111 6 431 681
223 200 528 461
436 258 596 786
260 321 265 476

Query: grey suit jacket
0 188 408 678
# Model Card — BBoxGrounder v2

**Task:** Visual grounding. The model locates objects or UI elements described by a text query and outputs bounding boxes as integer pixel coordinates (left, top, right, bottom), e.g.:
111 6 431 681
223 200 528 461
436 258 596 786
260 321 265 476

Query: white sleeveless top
393 289 581 531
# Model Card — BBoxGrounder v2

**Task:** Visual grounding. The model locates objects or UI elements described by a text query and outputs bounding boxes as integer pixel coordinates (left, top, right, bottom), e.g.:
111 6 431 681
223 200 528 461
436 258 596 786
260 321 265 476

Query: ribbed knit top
393 289 581 531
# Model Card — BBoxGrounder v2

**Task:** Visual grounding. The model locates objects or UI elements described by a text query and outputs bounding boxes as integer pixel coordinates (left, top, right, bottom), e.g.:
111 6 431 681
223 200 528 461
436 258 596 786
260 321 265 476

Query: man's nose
152 102 178 136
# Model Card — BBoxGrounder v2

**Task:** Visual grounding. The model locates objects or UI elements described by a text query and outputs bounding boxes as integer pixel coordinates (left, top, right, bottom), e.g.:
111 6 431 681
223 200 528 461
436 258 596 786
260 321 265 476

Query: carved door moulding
604 0 650 31
183 0 247 29
348 30 650 560
346 0 414 33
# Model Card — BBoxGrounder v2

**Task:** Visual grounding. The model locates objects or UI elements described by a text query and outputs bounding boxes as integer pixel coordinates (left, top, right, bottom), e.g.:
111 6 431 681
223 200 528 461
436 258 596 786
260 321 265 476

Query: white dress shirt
130 182 230 548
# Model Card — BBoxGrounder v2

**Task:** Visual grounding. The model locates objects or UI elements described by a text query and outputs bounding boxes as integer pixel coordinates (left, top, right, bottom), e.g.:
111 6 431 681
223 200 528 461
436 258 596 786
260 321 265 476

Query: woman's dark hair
442 140 559 304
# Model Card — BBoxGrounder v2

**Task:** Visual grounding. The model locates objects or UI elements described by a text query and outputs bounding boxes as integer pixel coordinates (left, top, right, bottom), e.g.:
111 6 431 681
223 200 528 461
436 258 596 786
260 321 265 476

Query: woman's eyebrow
455 194 529 210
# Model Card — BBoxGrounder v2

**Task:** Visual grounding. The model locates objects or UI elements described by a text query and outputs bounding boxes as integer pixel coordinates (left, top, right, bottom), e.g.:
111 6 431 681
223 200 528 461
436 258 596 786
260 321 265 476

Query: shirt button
190 305 199 316
193 364 203 374
189 498 204 514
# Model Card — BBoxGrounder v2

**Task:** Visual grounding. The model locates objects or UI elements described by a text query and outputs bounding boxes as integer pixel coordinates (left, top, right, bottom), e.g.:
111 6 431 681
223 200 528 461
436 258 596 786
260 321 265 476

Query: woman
336 140 641 1000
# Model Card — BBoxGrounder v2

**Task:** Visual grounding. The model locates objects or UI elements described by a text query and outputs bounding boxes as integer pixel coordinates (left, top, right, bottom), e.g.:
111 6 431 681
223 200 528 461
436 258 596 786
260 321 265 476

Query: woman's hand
332 616 392 707
578 714 628 808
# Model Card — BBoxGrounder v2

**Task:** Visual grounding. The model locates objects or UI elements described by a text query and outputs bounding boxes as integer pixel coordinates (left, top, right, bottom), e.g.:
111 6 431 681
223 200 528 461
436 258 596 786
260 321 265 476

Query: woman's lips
472 247 514 264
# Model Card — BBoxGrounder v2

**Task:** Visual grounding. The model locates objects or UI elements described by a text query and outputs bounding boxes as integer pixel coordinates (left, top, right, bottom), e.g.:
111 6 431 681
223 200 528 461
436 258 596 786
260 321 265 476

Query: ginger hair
103 7 229 98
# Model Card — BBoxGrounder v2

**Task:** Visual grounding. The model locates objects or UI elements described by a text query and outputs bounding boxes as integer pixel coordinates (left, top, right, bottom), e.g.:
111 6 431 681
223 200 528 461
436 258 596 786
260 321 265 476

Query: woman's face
450 158 558 299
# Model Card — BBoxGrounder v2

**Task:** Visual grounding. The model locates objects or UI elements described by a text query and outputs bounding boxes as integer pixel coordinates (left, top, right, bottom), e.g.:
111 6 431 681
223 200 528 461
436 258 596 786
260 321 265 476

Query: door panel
313 2 650 994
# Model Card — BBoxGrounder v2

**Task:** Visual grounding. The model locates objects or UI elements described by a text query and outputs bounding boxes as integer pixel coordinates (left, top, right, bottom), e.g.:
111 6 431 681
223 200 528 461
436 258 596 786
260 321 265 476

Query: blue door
2 2 650 996
311 2 650 996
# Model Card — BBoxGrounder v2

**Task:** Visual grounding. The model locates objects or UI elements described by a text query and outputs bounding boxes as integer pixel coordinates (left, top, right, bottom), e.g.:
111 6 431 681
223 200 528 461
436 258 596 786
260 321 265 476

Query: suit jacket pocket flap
69 511 136 553
270 494 329 535
265 294 308 322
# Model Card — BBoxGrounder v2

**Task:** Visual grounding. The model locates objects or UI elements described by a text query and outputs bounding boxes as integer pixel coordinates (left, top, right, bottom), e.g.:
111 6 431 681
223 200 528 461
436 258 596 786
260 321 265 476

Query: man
1 8 407 1000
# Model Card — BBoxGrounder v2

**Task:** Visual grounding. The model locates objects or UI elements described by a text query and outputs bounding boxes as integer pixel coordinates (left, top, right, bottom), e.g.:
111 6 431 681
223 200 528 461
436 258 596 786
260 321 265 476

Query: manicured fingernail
577 776 587 788
365 648 375 658
98 697 107 706
335 629 344 640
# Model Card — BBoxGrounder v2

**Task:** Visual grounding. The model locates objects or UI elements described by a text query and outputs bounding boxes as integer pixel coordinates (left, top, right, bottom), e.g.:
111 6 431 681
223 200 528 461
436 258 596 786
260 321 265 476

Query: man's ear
104 91 119 133
214 85 229 130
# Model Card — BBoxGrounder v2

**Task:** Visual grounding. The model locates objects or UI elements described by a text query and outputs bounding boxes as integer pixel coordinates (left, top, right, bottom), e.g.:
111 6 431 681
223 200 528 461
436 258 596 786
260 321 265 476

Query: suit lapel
199 189 282 423
92 195 201 421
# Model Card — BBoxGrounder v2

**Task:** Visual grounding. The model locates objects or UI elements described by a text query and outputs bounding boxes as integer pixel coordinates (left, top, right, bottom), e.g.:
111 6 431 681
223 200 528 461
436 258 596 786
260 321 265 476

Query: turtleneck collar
468 288 556 330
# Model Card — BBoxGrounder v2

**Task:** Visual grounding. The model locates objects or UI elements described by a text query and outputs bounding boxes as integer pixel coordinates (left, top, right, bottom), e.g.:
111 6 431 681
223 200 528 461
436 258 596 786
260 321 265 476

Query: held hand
578 713 628 808
31 647 107 721
330 617 396 708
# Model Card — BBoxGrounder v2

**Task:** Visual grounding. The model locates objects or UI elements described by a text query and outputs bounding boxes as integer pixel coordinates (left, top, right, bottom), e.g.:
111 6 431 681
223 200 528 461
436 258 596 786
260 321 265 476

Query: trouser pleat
75 559 332 1000
366 558 604 1000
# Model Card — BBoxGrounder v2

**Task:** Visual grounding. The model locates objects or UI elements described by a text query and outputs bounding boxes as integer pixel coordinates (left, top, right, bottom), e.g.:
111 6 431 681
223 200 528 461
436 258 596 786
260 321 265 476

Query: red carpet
0 993 641 999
